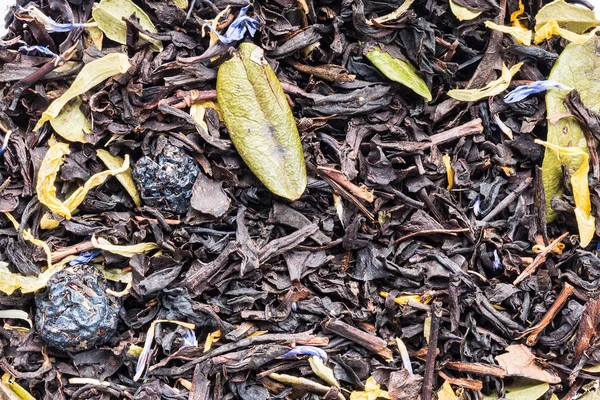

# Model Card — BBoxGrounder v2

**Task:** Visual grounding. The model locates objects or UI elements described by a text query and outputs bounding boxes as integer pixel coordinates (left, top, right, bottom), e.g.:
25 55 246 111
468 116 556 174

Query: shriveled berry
35 264 120 353
132 144 200 214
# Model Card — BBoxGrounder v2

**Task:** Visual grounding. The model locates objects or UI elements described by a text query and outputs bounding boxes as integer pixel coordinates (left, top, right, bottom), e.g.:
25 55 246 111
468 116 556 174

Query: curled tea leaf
365 45 432 101
34 53 131 131
92 0 162 51
448 62 523 102
217 43 307 200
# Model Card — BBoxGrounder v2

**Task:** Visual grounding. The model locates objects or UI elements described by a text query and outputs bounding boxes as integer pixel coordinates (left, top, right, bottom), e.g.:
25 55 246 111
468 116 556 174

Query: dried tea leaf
308 356 339 388
34 53 131 131
96 149 141 206
371 0 415 24
540 38 600 221
536 140 594 246
495 344 560 384
365 45 432 101
49 97 91 143
449 0 481 21
217 43 307 200
36 140 71 218
92 0 162 51
448 62 523 102
91 235 159 257
535 0 600 33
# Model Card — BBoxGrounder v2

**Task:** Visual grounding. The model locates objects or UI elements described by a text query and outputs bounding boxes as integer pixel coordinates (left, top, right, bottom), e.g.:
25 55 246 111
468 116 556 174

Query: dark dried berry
35 264 120 353
132 144 200 214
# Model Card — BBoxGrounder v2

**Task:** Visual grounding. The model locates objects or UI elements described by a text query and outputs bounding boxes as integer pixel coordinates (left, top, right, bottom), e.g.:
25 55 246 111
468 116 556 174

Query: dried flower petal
281 346 328 361
203 6 259 44
448 62 523 102
485 21 532 45
18 5 96 33
504 80 571 103
534 21 600 44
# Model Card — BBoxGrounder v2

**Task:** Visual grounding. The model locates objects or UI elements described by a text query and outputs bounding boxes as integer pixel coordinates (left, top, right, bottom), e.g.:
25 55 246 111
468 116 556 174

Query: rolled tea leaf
365 45 432 101
217 43 307 200
92 0 162 51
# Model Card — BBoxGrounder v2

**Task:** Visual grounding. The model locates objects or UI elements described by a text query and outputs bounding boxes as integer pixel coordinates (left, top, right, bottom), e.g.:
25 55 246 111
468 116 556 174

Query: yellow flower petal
534 21 600 44
448 62 523 102
485 21 532 45
449 0 481 21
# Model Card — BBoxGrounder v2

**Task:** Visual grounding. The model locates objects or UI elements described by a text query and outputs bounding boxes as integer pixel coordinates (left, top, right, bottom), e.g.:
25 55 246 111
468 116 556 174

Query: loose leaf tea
217 42 307 200
4 0 600 398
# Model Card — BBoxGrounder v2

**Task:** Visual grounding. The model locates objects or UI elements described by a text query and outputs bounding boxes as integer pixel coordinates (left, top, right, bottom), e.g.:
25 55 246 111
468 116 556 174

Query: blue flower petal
18 44 58 58
70 250 102 265
504 80 571 103
182 328 197 347
203 6 260 44
493 250 503 272
281 346 327 361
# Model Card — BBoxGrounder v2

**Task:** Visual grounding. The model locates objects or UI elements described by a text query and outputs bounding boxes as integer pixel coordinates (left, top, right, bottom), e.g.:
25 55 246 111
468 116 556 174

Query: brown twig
50 240 95 263
317 165 374 202
513 232 569 285
323 318 393 360
422 301 442 400
444 361 506 378
438 371 482 391
516 282 574 345
393 228 470 244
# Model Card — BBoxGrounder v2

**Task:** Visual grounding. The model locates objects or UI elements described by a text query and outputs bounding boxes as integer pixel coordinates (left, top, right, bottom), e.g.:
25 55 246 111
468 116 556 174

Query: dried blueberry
35 264 120 353
132 144 200 214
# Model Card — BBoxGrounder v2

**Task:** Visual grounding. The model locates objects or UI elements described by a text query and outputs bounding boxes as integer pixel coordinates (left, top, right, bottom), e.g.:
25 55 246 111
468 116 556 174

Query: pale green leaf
541 38 600 221
483 380 549 400
50 97 91 143
92 0 162 51
365 45 432 101
449 0 482 21
535 0 600 33
217 43 307 200
308 356 339 388
34 53 131 131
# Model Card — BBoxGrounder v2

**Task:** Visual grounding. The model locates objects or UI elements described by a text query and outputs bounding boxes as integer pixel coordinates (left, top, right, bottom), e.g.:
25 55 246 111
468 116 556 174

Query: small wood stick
323 318 393 360
513 232 569 285
317 166 374 203
50 240 95 263
516 282 574 345
422 301 442 400
444 361 506 378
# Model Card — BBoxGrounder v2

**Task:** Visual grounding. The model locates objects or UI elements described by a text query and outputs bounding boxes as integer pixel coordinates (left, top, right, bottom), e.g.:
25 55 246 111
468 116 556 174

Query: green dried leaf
365 45 432 101
449 0 482 21
483 379 549 400
535 0 600 33
92 0 162 52
34 53 131 131
541 38 600 221
217 43 307 200
49 97 91 143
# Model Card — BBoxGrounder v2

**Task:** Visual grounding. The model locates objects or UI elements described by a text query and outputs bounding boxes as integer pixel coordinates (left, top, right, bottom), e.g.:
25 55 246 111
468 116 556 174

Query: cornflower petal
281 346 328 361
202 6 259 44
504 80 571 103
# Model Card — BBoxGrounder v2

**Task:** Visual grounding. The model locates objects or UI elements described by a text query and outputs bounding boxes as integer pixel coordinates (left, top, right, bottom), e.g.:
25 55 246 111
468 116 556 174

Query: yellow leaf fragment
128 344 143 357
0 261 65 295
443 154 454 190
448 62 523 102
91 235 159 257
350 377 391 400
36 140 71 218
534 21 600 44
371 0 415 24
41 154 132 229
204 330 221 353
308 356 340 387
449 0 482 21
2 373 35 400
96 150 141 206
485 21 532 45
49 97 91 143
34 53 131 131
535 139 594 247
85 24 104 50
438 380 457 400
